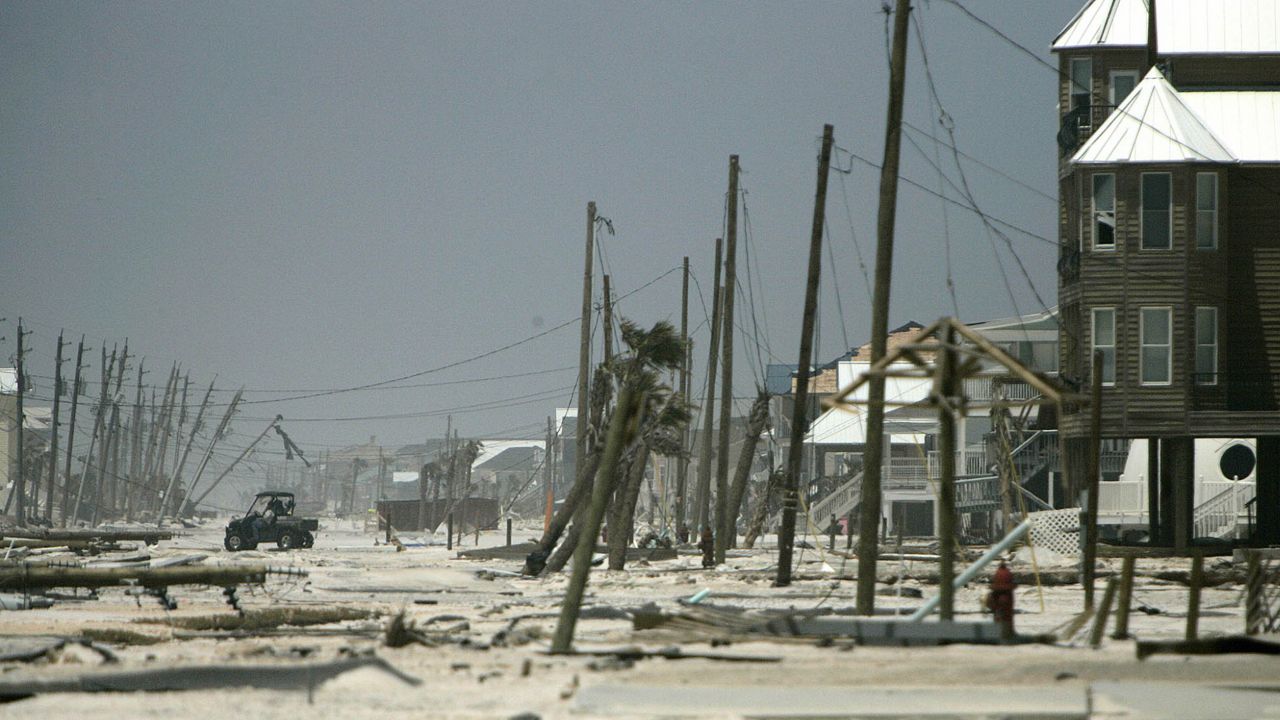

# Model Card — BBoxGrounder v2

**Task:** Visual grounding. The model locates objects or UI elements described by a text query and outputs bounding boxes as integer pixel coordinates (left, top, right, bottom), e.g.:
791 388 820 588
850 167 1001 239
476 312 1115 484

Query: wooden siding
1058 164 1275 439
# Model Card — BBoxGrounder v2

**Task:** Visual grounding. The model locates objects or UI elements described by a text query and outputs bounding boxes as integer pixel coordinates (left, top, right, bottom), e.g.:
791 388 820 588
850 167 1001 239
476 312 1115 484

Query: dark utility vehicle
224 491 318 551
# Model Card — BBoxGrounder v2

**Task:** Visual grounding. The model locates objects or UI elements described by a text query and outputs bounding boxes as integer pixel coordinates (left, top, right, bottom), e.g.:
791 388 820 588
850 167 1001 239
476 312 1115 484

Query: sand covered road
0 520 1275 719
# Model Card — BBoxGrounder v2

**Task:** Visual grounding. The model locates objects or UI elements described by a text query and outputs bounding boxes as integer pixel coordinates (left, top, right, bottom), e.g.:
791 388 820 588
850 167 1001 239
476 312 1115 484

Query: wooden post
1186 553 1204 641
858 0 912 616
1147 438 1160 544
1084 350 1103 610
694 239 724 534
714 155 740 564
576 201 596 494
1112 556 1136 640
1245 551 1264 635
446 513 454 551
552 383 639 652
1089 575 1118 648
676 256 691 543
776 124 834 588
938 320 959 621
506 517 513 547
60 337 85 527
42 333 65 522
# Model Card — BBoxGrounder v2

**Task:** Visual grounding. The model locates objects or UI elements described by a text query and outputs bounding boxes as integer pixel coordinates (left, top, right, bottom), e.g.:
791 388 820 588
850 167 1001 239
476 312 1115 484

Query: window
1141 173 1172 249
1092 308 1116 385
1196 173 1218 250
1110 70 1139 107
1069 58 1092 113
1140 307 1172 385
1092 174 1116 249
1196 307 1218 384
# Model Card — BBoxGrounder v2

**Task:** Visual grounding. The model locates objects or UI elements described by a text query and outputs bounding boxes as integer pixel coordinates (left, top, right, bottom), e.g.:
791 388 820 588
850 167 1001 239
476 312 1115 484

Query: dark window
1141 173 1172 249
1093 174 1115 249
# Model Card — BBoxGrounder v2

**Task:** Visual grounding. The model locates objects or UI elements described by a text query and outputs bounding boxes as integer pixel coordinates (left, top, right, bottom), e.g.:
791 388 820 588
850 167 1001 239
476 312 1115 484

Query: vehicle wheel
277 531 299 550
224 533 247 552
302 531 315 548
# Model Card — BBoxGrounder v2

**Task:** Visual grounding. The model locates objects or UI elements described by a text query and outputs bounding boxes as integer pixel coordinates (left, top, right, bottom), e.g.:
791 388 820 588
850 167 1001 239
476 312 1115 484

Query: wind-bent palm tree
552 318 690 651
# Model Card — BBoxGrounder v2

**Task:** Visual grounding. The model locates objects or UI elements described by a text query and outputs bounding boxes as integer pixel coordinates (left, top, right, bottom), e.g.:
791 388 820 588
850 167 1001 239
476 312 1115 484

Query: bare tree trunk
722 391 770 549
417 464 431 532
524 368 611 575
526 447 601 575
607 443 649 570
742 468 782 549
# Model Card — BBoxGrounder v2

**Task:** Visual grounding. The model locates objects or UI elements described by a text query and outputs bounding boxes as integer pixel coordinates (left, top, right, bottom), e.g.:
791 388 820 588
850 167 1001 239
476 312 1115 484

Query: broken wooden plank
1136 635 1280 660
0 564 304 590
547 645 781 663
0 656 418 700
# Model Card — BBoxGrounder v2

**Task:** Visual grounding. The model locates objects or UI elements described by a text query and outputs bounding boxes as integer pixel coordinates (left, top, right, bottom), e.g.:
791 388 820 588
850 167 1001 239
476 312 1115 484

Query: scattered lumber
1136 635 1280 659
0 528 173 544
0 656 419 700
0 564 305 590
549 645 781 663
633 604 1033 646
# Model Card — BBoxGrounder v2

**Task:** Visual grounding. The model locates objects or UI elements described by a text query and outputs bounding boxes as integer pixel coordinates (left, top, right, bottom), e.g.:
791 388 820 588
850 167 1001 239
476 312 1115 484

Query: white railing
1193 481 1255 539
1098 480 1148 525
926 447 990 478
964 377 1037 403
955 475 1001 509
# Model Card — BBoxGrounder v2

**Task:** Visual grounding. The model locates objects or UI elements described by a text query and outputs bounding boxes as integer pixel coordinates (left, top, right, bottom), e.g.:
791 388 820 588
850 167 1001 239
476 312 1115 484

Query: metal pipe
909 519 1032 622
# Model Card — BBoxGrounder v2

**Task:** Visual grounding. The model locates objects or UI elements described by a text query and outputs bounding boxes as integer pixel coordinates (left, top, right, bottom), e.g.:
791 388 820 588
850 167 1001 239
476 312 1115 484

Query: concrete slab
573 684 1087 718
1092 682 1280 720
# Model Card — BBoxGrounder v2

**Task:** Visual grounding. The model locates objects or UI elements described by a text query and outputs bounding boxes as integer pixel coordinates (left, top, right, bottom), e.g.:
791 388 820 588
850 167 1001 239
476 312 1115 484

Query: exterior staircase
1193 481 1255 540
955 430 1058 514
766 470 863 534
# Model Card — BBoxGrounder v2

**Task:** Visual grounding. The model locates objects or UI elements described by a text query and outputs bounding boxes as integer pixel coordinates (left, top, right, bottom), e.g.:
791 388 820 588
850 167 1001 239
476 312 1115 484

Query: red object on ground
986 561 1016 636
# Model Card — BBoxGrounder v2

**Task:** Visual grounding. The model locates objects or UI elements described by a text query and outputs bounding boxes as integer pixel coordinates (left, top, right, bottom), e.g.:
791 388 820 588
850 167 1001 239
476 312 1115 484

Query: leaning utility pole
159 378 214 522
776 124 834 587
12 319 28 524
602 275 613 363
183 388 242 512
544 416 555 532
71 347 112 525
126 361 145 519
60 337 85 526
858 0 911 616
675 256 691 542
42 333 65 522
694 238 724 534
715 156 740 563
189 413 280 510
576 201 596 489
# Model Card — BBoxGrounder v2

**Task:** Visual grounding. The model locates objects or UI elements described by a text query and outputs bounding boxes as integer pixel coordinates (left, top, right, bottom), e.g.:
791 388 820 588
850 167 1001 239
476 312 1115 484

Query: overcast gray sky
2 1 1079 458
